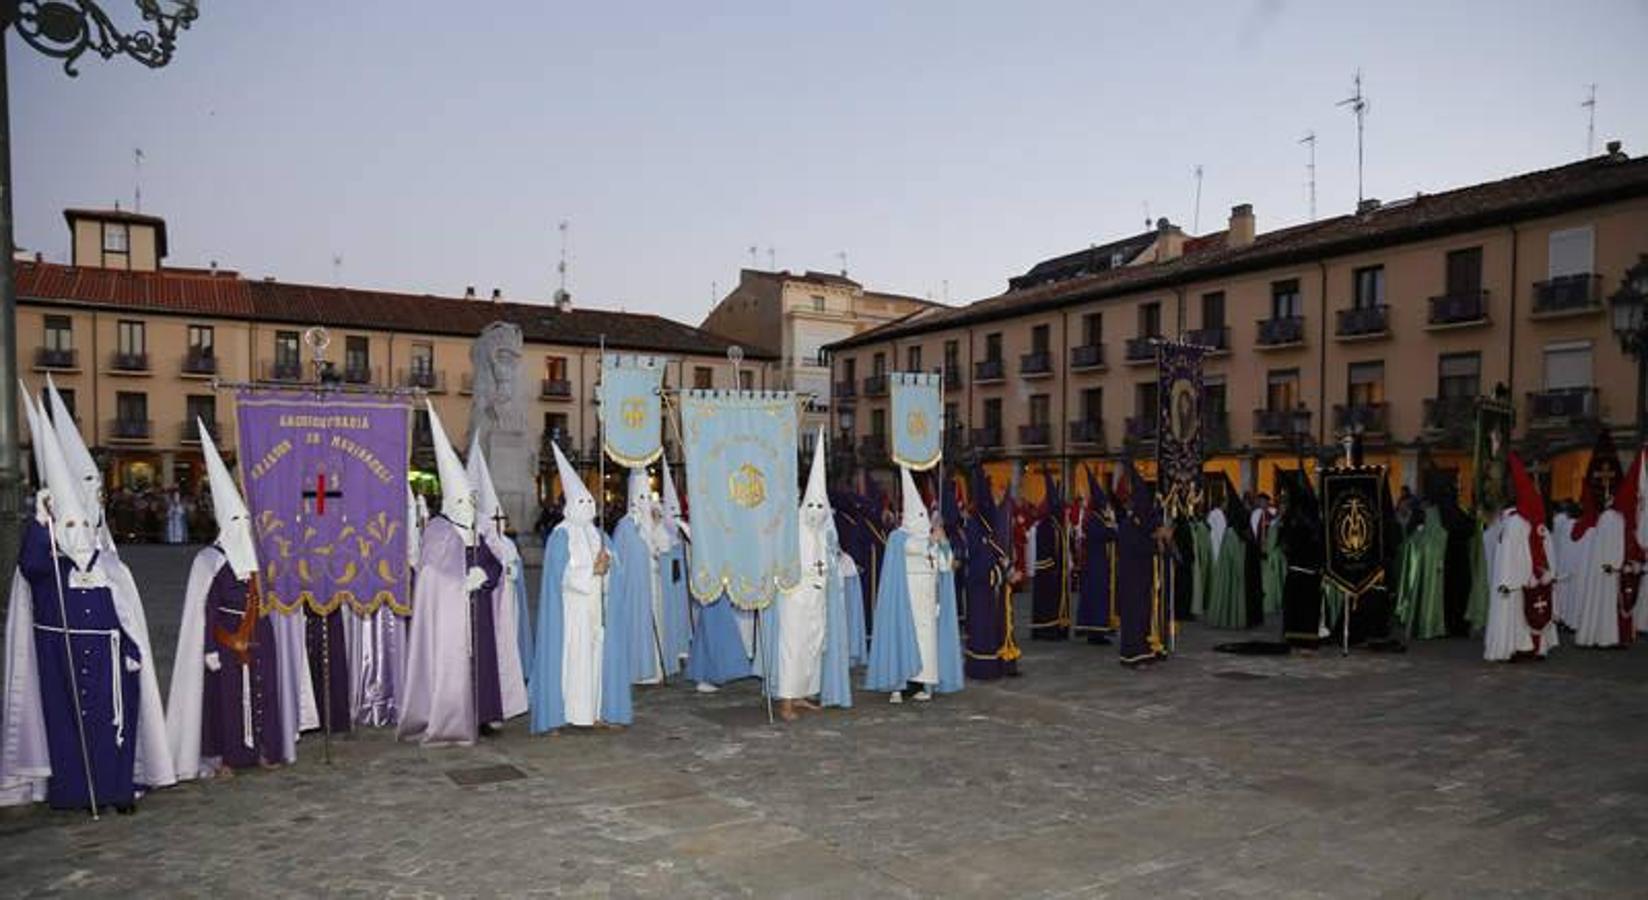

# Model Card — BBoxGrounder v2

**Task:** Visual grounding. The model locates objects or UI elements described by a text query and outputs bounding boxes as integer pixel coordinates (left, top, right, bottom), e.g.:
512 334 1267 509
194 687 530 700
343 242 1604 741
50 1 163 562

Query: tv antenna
1582 83 1595 156
331 253 342 286
133 147 144 213
748 245 759 268
1337 69 1368 205
1191 165 1204 233
836 250 848 277
710 280 718 308
766 246 775 270
1300 131 1318 222
556 220 570 297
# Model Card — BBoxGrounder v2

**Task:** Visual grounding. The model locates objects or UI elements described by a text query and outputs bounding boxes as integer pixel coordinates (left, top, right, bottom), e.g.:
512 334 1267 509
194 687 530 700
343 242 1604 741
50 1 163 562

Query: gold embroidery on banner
621 396 647 428
728 463 768 509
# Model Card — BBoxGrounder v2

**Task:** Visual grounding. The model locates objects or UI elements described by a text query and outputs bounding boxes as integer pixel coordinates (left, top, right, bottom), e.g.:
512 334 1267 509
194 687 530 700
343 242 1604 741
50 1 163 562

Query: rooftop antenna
556 220 570 297
1143 201 1151 231
942 279 950 305
1300 131 1318 222
133 147 144 213
1582 84 1597 156
1191 165 1204 233
766 246 775 271
748 245 759 268
1337 69 1368 205
711 280 718 308
331 253 342 286
836 250 848 277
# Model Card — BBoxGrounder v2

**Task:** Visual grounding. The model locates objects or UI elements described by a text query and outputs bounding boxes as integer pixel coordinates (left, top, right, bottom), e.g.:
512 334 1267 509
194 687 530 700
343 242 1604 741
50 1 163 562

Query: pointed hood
426 399 474 535
36 411 98 570
19 380 47 490
899 465 930 539
466 433 505 539
1572 430 1623 540
940 473 960 531
45 373 101 521
625 466 650 519
1084 464 1108 515
801 427 831 531
550 439 596 526
1042 467 1063 522
660 455 683 539
200 416 258 578
971 467 999 538
1508 451 1553 582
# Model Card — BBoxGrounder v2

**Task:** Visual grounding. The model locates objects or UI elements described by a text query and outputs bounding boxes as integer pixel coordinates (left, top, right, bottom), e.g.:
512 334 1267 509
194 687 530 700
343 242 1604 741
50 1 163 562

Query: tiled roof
16 262 772 359
1007 229 1158 291
829 151 1648 351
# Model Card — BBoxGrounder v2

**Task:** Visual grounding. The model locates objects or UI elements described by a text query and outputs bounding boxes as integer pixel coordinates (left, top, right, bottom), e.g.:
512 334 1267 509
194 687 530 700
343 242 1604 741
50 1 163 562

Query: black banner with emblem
1321 465 1387 596
1155 340 1206 520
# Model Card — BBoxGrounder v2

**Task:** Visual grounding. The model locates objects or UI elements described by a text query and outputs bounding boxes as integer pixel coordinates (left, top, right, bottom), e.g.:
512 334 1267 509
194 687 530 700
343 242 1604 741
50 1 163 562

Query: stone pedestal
483 429 541 565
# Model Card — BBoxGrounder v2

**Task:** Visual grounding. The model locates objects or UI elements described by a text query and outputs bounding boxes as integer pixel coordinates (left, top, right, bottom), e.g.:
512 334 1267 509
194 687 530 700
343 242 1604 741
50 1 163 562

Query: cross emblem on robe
1594 466 1618 505
302 470 343 516
490 507 509 539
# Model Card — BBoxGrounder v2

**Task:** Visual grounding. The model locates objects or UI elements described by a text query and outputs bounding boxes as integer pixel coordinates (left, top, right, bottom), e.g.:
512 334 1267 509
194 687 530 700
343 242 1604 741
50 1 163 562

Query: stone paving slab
2 544 1646 898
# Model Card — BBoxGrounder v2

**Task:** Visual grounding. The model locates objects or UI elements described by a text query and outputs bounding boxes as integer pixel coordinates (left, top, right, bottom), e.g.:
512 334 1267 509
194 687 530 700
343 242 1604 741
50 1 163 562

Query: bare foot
778 701 799 722
213 765 235 780
795 699 822 711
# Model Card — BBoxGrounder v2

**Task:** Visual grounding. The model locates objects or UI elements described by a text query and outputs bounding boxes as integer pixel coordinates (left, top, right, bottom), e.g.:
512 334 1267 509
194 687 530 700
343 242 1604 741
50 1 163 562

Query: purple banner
235 391 413 617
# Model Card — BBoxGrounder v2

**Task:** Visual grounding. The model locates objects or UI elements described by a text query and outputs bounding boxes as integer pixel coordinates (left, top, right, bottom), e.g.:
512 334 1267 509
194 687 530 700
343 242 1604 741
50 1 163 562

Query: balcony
111 351 150 373
833 379 857 400
1018 423 1052 447
1336 305 1390 339
264 360 304 382
1333 402 1389 435
970 426 1003 449
109 418 153 442
181 419 220 444
1527 387 1599 427
540 378 573 400
943 367 963 392
1068 419 1106 447
1019 351 1053 377
1069 343 1106 371
858 433 889 465
1124 416 1157 444
540 427 572 456
1185 326 1230 353
181 351 218 377
1253 406 1311 439
942 422 969 457
1427 290 1489 328
862 374 888 398
34 348 79 371
1255 316 1305 348
1532 274 1603 317
1422 395 1477 439
1124 337 1157 364
974 358 1005 383
343 365 376 386
400 368 447 392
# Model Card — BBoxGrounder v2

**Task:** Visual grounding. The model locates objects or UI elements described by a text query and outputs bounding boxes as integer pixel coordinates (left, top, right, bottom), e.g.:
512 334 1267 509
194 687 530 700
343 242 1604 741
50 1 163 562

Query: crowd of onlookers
105 487 211 544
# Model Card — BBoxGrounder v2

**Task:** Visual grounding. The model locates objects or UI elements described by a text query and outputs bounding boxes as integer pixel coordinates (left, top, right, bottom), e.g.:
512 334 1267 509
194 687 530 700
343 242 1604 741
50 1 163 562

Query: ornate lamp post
1608 254 1648 443
0 1 199 600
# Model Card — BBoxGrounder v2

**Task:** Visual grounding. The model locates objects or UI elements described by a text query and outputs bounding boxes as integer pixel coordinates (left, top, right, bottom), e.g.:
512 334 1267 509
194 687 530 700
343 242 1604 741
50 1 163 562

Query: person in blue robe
612 469 667 686
866 466 964 701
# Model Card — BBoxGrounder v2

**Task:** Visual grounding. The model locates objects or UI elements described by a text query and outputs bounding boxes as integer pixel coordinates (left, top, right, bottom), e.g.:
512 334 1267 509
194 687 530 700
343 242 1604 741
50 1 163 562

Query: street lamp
1608 254 1648 443
0 1 200 605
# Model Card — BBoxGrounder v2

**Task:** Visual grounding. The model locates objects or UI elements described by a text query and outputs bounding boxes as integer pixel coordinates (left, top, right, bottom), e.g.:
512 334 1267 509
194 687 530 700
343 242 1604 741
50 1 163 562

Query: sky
10 1 1648 324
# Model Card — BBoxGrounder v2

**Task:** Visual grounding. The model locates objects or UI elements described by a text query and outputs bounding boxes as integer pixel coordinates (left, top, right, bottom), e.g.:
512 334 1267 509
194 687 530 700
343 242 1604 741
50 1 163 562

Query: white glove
34 489 51 525
124 656 142 673
464 567 487 592
205 652 222 672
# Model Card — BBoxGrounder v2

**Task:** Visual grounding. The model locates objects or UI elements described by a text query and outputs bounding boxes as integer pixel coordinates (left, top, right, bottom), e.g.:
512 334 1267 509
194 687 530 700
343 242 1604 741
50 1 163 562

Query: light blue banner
891 371 943 470
681 390 800 610
598 354 665 466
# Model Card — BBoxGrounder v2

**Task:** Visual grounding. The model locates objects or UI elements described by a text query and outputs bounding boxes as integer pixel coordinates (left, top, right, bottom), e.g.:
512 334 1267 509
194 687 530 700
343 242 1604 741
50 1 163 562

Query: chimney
1357 198 1382 215
1152 217 1185 262
1607 140 1625 161
554 289 572 312
490 288 502 302
1227 204 1255 248
464 285 476 300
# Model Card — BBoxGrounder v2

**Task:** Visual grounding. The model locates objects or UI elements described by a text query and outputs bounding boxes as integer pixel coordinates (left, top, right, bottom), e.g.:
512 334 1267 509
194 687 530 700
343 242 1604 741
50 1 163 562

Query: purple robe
201 564 284 769
1074 507 1116 638
471 541 505 726
962 514 1017 680
1115 501 1162 664
1029 511 1068 640
397 517 484 746
306 607 351 735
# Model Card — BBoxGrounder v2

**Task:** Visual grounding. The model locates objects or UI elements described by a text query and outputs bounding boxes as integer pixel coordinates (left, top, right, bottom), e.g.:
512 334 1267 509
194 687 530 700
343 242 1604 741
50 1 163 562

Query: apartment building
826 146 1648 504
700 268 938 442
19 209 774 501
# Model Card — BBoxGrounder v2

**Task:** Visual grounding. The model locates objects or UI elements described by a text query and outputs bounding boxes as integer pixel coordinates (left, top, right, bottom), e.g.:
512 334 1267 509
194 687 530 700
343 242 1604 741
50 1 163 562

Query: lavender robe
397 517 483 746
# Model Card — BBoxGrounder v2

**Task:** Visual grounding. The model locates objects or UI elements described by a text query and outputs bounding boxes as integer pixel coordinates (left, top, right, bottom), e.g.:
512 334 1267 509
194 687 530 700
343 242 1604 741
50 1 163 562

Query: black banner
1321 465 1387 596
1156 340 1206 520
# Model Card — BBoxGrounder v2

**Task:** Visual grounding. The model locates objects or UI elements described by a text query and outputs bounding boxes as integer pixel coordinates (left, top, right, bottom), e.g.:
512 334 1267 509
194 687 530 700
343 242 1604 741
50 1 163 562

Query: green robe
1204 529 1250 629
1396 508 1449 640
1190 520 1213 618
1465 528 1490 633
1261 523 1286 615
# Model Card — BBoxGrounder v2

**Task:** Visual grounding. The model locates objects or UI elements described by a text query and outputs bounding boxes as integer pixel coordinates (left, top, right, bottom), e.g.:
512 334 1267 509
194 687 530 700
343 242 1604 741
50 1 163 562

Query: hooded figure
398 401 498 746
529 441 631 731
1278 467 1327 647
1569 432 1627 647
2 390 174 811
613 468 670 685
1072 465 1118 644
865 466 963 701
1029 469 1070 640
1113 461 1165 665
45 375 119 557
1203 476 1253 630
1485 452 1560 660
656 457 694 669
964 467 1021 677
758 430 854 718
168 419 290 777
466 437 531 718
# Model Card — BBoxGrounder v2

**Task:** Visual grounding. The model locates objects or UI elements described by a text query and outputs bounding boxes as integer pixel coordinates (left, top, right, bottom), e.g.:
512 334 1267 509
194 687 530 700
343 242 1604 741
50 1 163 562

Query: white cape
1571 510 1624 647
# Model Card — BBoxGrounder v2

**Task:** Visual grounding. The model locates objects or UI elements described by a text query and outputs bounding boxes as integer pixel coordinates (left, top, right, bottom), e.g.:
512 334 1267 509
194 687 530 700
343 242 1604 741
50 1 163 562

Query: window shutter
1548 227 1594 279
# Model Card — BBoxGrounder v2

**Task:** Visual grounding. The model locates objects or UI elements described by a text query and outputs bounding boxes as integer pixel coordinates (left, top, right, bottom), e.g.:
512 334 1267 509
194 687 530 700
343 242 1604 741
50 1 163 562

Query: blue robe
660 543 692 671
528 525 630 731
611 517 663 685
756 535 854 708
685 594 753 685
864 531 964 694
842 567 867 666
502 536 534 681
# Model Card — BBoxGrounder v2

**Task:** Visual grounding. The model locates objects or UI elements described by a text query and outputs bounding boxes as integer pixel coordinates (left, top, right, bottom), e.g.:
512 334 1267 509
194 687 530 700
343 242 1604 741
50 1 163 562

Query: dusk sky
12 1 1647 322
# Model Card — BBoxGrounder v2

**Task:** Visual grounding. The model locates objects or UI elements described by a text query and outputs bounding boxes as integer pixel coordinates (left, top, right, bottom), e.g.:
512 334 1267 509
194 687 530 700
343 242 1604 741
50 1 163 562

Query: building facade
826 147 1648 505
19 210 775 532
700 268 937 440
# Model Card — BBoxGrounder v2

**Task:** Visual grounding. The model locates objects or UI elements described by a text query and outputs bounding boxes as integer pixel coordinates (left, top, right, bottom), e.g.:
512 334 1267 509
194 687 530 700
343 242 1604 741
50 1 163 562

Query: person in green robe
1190 511 1213 618
1257 496 1285 616
1204 491 1252 629
1396 503 1450 640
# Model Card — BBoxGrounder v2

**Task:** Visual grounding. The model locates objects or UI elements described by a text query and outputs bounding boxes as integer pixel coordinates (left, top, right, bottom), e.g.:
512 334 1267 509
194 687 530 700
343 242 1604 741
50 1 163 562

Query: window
544 355 568 381
1548 227 1594 279
1201 292 1226 329
943 401 959 431
1029 394 1050 426
840 357 855 384
1266 369 1300 411
103 223 129 253
1081 387 1103 420
870 408 887 436
186 394 216 429
1446 247 1483 296
44 316 72 352
872 352 886 376
838 409 855 432
118 320 146 356
1270 279 1302 319
1139 302 1162 337
1203 382 1227 417
188 325 214 357
1353 266 1385 309
739 370 755 390
1438 352 1481 399
693 366 713 389
943 340 960 372
810 295 826 312
342 336 369 377
409 342 434 376
1543 341 1593 390
54 388 75 421
983 398 1002 430
1348 361 1385 406
1031 324 1050 353
274 330 301 369
906 345 922 371
985 333 1003 362
543 412 570 442
1136 382 1159 423
116 391 147 422
1082 312 1103 345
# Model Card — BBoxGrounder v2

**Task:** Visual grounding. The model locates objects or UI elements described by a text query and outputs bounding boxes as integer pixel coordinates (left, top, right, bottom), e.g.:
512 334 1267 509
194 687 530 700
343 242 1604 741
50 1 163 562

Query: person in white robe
342 484 417 729
1485 453 1559 661
865 465 964 703
1569 438 1628 648
758 431 841 720
1551 503 1578 626
466 436 530 719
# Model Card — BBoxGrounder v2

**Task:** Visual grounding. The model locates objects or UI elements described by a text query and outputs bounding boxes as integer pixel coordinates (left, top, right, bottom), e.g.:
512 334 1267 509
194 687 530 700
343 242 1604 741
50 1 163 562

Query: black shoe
114 803 137 815
1086 634 1113 646
479 723 502 737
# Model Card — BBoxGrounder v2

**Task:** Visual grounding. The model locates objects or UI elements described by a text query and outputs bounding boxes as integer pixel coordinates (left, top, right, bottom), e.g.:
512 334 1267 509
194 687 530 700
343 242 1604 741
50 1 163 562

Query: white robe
1551 512 1577 625
905 533 941 685
1483 513 1558 661
775 526 828 700
482 531 530 720
1571 510 1625 647
561 521 605 727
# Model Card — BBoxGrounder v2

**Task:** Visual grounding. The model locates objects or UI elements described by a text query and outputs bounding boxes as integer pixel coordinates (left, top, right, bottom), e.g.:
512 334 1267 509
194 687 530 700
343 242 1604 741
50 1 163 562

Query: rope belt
34 623 125 748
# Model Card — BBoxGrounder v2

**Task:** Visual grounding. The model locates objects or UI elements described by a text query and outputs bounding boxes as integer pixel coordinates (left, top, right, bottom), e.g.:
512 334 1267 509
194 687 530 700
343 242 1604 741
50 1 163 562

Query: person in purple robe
1073 466 1117 645
962 468 1019 679
833 489 876 640
1114 462 1166 666
1030 469 1069 640
168 420 288 778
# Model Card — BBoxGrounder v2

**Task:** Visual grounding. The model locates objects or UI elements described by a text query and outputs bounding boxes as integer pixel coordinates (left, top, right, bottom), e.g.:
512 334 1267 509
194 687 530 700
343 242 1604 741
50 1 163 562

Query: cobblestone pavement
3 544 1646 898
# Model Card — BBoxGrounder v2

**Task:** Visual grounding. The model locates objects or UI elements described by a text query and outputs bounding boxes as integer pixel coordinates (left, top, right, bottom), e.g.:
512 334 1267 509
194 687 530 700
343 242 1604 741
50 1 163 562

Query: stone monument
468 322 539 562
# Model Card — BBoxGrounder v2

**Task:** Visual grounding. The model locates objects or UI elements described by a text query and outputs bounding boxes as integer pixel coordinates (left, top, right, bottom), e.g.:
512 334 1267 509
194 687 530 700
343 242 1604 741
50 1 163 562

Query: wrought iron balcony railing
834 379 857 399
1427 290 1489 326
1336 305 1389 338
1333 402 1389 434
943 368 963 392
1019 351 1053 376
181 419 219 444
1422 395 1477 433
111 418 153 441
1532 274 1602 315
1527 387 1599 424
1185 326 1229 351
863 374 889 397
541 378 573 399
1069 343 1106 370
34 348 78 370
1124 336 1157 363
181 351 217 375
1256 316 1305 347
974 358 1005 383
970 425 1003 448
1124 415 1157 443
1018 423 1051 447
111 351 150 372
1068 419 1105 446
1254 406 1311 437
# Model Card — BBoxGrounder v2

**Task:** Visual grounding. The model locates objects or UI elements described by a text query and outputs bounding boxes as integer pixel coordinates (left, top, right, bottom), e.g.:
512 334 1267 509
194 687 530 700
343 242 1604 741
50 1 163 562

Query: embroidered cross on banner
303 471 343 516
